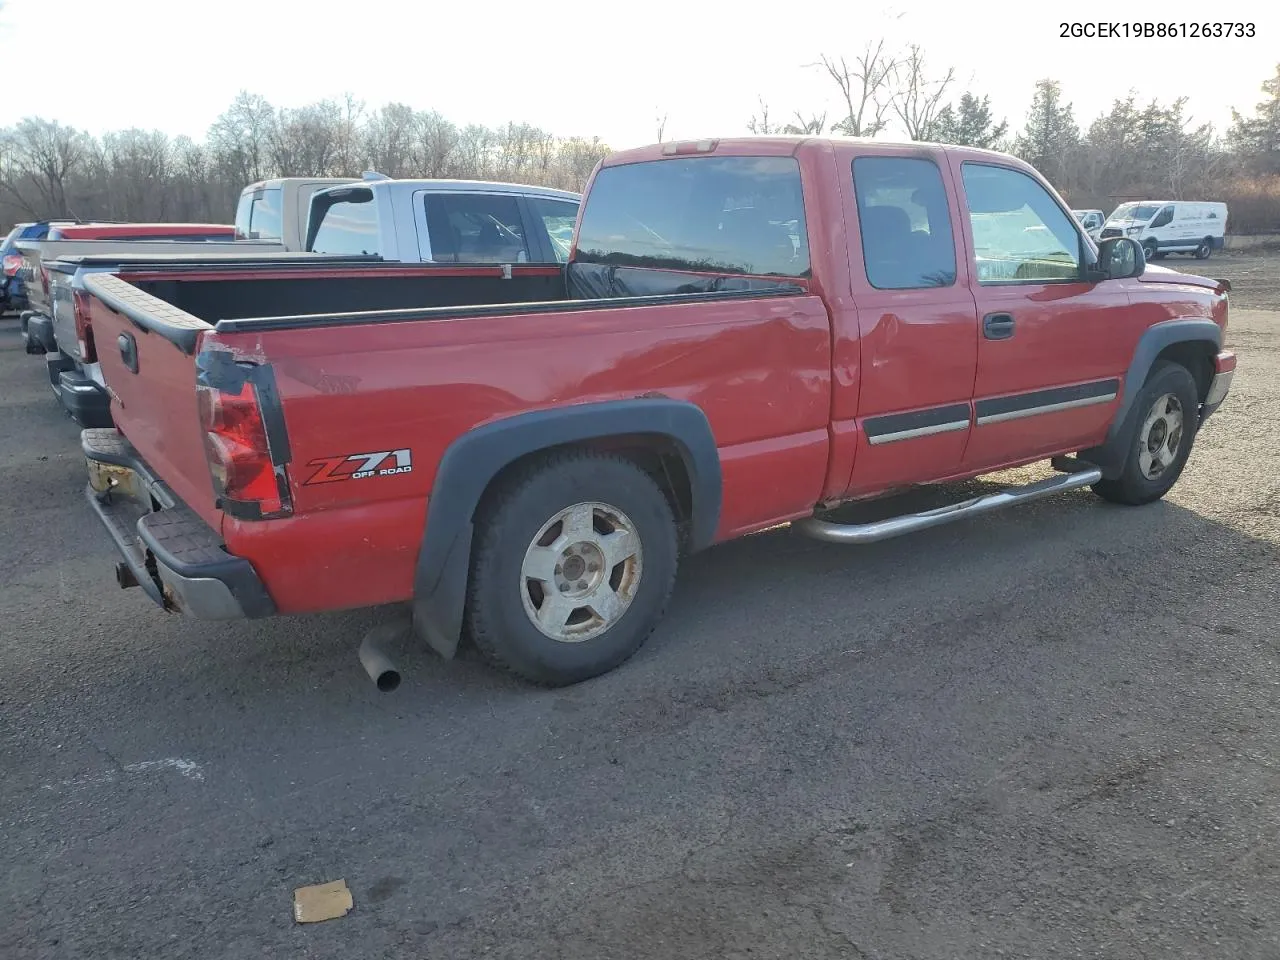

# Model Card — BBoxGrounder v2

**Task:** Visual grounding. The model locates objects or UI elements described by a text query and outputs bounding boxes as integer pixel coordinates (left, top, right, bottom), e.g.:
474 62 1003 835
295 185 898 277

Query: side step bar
794 468 1102 545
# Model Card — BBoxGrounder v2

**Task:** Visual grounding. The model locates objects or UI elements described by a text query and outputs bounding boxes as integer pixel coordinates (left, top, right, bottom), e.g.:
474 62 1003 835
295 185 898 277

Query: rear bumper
56 369 113 428
1202 350 1236 421
81 428 275 620
26 312 54 355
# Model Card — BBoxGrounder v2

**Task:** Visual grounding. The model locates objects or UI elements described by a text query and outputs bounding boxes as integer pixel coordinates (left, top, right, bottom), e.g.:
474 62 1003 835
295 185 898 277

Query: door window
960 163 1082 284
424 193 531 263
852 156 956 289
1149 205 1175 228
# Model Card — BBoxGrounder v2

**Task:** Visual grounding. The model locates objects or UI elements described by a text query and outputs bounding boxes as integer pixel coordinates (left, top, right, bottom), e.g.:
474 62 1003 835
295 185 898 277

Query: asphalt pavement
2 297 1279 959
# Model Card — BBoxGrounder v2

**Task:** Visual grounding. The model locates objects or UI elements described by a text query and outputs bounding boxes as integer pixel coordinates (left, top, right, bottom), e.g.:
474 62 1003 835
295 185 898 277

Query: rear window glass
424 193 530 263
236 187 284 240
528 196 580 262
308 188 380 255
575 155 809 278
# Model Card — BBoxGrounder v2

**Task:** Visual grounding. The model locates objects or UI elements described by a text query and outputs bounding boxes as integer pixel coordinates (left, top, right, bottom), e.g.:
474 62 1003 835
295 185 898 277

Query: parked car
304 175 581 262
1071 208 1104 240
234 177 358 249
1 220 75 317
1100 201 1227 260
75 136 1234 688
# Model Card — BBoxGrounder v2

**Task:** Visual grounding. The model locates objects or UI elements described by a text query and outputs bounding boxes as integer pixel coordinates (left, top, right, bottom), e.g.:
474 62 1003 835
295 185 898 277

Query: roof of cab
601 135 1025 168
312 178 581 202
240 177 358 192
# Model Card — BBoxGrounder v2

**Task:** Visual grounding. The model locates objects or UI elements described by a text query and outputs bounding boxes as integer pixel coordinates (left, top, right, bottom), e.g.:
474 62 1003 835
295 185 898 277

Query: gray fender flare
410 398 722 659
1082 318 1221 476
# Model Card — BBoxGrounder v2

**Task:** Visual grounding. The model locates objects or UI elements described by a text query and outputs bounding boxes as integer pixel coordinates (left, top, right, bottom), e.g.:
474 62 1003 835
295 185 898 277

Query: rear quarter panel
210 294 833 614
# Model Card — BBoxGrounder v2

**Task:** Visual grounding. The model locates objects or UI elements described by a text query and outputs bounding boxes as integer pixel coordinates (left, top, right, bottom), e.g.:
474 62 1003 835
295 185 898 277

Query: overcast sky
0 0 1275 148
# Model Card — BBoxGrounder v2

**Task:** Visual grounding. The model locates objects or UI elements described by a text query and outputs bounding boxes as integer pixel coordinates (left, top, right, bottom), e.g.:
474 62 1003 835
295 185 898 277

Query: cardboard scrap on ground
293 879 354 923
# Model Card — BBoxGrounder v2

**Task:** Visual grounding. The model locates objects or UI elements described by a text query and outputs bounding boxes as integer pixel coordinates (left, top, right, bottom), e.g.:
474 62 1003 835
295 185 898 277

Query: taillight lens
73 291 96 362
39 264 49 294
1 254 21 277
196 372 292 519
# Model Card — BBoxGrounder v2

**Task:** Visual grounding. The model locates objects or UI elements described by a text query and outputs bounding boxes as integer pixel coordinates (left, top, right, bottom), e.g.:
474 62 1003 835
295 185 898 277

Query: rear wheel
1091 362 1200 506
465 449 679 685
1194 238 1213 260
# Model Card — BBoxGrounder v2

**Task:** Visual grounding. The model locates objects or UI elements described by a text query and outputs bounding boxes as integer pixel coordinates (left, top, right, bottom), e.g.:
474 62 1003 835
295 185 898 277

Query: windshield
1108 203 1158 224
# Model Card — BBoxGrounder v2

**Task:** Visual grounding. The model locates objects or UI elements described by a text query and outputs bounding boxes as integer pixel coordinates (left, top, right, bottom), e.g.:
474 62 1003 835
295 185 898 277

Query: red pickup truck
77 136 1235 686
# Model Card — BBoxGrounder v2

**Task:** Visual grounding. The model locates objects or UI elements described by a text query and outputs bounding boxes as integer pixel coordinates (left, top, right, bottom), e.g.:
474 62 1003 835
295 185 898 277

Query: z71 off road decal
303 449 413 485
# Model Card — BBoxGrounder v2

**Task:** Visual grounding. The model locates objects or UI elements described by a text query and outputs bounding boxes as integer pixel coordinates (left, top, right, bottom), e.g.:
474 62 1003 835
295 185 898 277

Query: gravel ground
2 254 1279 959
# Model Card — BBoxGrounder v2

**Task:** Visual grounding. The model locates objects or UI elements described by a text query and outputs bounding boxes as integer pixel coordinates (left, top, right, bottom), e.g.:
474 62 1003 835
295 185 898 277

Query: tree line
2 53 1279 234
750 48 1280 235
0 94 610 229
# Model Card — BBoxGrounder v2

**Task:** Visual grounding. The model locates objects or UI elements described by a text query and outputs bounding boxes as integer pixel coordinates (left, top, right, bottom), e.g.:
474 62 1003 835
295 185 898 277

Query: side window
852 156 957 289
247 188 284 241
424 194 530 263
528 196 579 263
309 192 380 256
1150 205 1175 228
960 163 1082 284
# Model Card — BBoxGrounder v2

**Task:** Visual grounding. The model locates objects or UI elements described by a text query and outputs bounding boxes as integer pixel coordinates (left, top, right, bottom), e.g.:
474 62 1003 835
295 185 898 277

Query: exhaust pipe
358 621 403 692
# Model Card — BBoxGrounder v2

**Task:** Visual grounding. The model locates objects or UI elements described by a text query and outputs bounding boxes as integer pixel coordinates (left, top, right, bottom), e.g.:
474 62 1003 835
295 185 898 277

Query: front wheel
464 449 679 685
1091 362 1200 506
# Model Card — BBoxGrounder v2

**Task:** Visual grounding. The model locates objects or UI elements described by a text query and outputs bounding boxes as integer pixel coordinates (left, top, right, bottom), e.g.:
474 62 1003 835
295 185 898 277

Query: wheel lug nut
576 580 587 590
587 562 598 572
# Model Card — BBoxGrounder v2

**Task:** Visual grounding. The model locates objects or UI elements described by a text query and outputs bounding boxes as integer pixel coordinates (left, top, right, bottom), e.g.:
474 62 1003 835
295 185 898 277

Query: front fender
1082 318 1222 477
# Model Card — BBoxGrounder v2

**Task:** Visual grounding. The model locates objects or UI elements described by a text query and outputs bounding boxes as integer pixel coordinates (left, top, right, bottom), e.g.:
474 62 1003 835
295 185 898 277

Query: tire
1091 362 1200 506
465 449 679 686
1194 238 1212 260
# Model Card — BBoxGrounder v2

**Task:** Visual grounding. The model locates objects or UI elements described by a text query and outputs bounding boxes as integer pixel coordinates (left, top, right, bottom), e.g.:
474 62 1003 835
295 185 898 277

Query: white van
1100 201 1227 260
1071 209 1104 240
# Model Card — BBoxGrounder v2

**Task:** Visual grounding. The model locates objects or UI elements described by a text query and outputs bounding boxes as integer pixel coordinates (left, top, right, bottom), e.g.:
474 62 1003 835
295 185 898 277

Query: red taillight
2 254 21 277
73 291 96 362
196 370 292 519
39 264 50 294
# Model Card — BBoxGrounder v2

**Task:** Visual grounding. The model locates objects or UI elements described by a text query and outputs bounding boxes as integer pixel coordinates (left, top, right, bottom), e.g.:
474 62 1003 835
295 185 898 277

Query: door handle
118 332 139 373
983 312 1015 340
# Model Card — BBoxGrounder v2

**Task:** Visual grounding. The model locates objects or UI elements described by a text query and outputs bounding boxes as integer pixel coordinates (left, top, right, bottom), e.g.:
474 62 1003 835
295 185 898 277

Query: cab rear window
575 156 809 278
307 188 380 256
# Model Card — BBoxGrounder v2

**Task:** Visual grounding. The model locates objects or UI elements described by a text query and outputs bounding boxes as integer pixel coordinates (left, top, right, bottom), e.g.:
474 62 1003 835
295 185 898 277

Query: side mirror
1089 236 1145 282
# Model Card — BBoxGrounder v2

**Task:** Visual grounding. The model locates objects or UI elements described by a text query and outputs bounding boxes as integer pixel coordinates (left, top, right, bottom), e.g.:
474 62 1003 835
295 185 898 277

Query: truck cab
234 177 358 249
304 175 581 263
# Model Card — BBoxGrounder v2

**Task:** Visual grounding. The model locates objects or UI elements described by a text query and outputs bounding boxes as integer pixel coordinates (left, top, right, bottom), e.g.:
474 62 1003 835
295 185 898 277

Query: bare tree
0 118 90 217
747 97 776 134
813 42 899 138
890 45 956 141
783 111 828 135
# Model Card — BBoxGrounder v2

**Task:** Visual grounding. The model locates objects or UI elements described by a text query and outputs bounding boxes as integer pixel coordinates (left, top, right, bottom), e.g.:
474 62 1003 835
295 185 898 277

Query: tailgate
84 273 221 528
